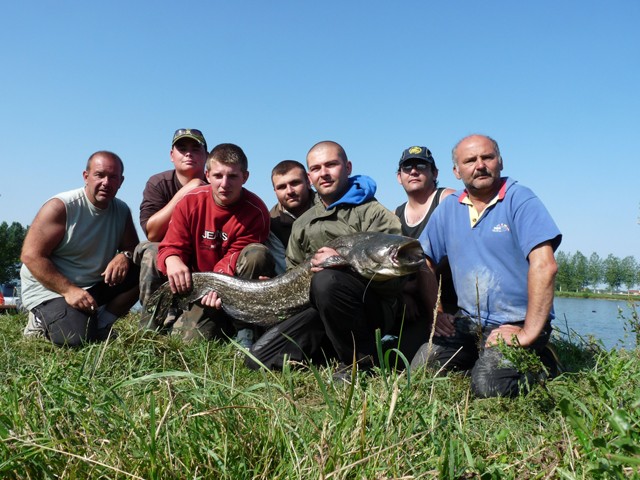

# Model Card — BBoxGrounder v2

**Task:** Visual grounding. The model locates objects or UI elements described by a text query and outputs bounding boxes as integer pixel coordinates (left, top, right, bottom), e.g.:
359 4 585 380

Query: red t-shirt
158 186 270 275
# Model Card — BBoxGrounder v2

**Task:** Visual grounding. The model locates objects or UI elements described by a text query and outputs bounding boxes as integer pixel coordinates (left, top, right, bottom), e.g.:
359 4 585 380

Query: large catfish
141 231 425 328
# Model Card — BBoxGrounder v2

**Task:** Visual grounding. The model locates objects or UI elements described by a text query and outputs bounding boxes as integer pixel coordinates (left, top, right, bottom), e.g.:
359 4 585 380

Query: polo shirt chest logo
491 223 511 233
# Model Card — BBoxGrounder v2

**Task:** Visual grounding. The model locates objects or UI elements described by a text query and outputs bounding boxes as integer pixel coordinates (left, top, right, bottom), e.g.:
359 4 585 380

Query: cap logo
408 146 422 155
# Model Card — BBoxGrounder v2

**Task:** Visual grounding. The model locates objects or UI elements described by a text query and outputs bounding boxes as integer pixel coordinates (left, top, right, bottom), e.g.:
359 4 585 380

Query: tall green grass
0 311 638 479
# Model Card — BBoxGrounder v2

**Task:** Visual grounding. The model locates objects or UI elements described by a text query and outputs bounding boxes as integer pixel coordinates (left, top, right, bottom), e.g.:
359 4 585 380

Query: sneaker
235 328 254 349
23 312 45 338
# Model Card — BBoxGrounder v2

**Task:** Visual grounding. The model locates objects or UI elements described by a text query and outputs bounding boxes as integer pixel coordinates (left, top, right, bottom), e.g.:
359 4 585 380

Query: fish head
339 232 425 280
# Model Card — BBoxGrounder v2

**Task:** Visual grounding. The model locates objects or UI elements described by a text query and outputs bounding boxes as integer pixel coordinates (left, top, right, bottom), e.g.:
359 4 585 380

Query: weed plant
0 311 638 479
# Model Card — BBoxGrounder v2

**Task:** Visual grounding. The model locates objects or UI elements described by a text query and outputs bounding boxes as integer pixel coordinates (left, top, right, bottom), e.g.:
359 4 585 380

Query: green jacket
285 195 404 328
286 195 402 268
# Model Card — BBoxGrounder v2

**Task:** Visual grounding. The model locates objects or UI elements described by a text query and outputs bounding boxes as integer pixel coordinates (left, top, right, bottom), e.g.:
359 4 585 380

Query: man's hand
486 324 536 348
310 247 340 272
200 290 223 310
102 253 130 286
182 178 208 191
145 179 208 242
433 312 456 337
165 256 192 294
63 285 97 313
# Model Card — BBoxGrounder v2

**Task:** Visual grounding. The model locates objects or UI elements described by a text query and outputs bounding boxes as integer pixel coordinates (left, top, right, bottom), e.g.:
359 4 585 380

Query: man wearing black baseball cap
395 146 454 239
393 145 456 361
134 128 209 319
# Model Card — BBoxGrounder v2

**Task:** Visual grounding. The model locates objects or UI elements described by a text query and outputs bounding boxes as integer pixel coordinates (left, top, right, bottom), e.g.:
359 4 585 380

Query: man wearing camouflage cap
134 128 209 321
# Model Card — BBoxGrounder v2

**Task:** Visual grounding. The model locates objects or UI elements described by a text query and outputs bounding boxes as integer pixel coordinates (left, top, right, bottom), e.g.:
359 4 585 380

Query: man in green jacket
247 141 404 378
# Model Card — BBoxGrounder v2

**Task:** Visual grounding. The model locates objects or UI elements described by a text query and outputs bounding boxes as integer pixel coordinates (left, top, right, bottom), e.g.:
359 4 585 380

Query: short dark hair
271 160 307 178
86 151 124 174
207 143 248 172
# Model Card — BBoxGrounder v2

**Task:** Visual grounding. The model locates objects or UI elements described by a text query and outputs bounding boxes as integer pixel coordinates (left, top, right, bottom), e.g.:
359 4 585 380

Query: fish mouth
392 239 425 270
364 238 425 280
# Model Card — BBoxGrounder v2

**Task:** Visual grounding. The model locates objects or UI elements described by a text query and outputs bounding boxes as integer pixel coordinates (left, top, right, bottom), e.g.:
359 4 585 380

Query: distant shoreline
556 291 640 302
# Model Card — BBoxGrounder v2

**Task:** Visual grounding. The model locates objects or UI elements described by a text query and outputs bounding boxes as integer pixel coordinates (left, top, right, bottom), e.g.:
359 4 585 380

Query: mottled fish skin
141 232 425 328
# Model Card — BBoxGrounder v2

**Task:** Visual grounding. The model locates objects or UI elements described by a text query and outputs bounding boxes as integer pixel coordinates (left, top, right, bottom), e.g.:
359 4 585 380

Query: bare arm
21 199 97 312
145 178 206 241
486 241 557 347
102 211 140 286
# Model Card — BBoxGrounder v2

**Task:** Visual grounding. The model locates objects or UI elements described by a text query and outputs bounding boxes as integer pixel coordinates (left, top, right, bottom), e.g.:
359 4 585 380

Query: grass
0 310 639 479
555 291 640 302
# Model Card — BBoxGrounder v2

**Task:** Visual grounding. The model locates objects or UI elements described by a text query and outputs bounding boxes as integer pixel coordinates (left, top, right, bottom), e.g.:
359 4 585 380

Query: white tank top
20 187 130 310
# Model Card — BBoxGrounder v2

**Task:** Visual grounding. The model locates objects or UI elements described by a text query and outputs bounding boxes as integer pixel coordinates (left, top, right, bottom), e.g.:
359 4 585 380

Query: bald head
307 141 348 165
452 134 501 167
306 140 352 206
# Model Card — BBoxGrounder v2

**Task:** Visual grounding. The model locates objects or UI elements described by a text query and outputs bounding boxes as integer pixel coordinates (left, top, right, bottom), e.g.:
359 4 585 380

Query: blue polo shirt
419 177 562 326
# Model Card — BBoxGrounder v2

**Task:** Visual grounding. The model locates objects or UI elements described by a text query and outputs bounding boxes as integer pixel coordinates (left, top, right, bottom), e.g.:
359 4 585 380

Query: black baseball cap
398 146 435 167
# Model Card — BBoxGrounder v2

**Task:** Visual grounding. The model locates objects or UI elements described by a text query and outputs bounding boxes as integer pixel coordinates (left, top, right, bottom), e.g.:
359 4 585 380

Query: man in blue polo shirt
411 134 562 398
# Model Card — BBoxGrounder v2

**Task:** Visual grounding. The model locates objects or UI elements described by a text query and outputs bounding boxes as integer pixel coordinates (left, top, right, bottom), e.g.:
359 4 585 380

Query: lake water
553 297 638 350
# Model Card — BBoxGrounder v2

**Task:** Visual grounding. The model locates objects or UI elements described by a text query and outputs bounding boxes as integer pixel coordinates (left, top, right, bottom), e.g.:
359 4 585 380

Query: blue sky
1 1 638 259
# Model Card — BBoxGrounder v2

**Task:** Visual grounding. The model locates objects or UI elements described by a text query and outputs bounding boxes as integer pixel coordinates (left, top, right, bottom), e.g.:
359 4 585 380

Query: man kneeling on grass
20 151 140 346
411 135 562 398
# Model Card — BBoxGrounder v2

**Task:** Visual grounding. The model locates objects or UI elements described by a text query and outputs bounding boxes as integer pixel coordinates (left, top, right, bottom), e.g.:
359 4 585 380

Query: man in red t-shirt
157 143 274 342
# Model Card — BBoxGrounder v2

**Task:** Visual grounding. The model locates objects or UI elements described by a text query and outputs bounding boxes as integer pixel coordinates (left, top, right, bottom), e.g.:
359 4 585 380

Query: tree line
555 250 640 293
1 221 638 293
0 222 27 286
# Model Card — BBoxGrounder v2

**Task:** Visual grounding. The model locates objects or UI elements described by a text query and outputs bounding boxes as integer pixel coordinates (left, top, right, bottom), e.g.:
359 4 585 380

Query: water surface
553 297 637 350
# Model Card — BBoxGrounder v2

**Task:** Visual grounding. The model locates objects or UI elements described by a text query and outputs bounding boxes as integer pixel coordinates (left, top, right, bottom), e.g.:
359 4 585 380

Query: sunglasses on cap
173 128 204 138
400 162 430 174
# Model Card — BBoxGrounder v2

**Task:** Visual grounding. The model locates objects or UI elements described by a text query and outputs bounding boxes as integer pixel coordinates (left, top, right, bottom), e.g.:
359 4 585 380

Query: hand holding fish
200 290 223 310
165 255 193 294
311 247 340 272
143 232 426 329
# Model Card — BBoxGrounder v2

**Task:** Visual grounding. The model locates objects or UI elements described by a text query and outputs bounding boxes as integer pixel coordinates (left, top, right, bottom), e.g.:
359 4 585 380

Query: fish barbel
141 231 424 328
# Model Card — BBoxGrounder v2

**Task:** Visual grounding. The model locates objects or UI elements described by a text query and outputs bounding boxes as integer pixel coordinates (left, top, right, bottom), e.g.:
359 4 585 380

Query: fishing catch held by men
142 232 425 329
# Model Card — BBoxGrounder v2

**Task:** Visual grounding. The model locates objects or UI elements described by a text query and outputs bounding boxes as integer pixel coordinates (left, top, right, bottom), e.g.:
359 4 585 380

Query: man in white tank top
392 146 456 362
20 151 140 347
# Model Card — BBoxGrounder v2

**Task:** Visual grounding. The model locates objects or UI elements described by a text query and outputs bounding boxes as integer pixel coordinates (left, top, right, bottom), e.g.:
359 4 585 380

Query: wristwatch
120 250 133 261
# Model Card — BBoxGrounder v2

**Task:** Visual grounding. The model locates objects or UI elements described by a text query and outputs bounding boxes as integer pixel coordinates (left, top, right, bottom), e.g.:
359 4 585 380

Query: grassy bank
555 290 640 302
0 312 639 479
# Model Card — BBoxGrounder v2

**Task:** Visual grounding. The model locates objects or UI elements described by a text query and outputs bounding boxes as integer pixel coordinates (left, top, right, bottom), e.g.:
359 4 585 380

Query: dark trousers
247 268 397 370
411 315 558 398
32 266 139 347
